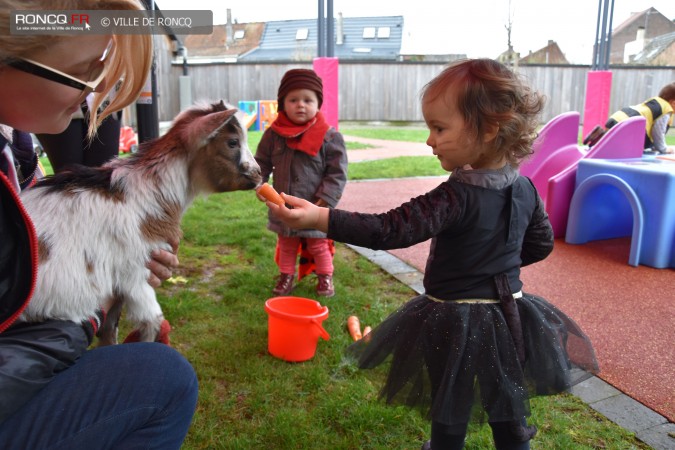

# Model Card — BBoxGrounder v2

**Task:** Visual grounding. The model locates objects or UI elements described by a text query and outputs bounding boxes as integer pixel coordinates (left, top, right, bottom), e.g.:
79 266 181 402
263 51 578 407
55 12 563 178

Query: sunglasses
8 39 115 98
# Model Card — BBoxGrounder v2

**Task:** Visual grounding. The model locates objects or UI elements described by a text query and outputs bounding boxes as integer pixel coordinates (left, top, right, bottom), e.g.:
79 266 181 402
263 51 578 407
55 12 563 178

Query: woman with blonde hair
0 1 197 448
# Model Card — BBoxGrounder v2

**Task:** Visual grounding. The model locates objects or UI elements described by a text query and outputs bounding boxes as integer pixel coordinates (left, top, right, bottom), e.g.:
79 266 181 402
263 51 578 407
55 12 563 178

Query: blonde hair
0 0 153 137
422 58 545 167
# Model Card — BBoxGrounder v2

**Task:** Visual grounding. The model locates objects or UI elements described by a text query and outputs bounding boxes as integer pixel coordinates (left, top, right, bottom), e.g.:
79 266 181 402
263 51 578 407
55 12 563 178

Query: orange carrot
347 315 362 341
256 183 284 206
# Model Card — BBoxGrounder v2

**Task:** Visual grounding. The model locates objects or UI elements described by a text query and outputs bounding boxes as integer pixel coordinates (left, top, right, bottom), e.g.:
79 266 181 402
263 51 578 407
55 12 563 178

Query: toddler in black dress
267 58 599 450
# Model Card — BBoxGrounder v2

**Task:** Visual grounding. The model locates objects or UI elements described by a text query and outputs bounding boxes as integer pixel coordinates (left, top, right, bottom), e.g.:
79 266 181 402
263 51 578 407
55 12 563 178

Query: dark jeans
0 343 198 450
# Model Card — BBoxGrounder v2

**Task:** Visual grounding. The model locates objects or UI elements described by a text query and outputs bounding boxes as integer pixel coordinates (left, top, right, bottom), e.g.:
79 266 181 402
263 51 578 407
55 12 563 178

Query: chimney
623 26 646 63
225 9 233 45
336 12 344 45
636 26 645 45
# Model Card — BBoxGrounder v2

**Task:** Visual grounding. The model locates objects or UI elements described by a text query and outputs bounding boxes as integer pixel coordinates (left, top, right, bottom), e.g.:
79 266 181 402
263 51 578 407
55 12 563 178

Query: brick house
519 40 569 64
609 7 675 65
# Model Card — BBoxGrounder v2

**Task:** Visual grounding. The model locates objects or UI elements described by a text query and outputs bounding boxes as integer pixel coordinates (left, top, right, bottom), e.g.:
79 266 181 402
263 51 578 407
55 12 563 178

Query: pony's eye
227 139 239 148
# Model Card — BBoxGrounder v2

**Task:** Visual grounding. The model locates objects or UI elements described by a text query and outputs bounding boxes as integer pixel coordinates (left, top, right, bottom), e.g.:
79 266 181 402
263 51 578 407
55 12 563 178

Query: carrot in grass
347 315 362 341
256 183 284 206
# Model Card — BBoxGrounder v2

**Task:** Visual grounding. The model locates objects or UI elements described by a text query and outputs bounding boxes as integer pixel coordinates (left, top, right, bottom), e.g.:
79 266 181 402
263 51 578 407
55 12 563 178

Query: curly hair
422 58 545 167
658 82 675 102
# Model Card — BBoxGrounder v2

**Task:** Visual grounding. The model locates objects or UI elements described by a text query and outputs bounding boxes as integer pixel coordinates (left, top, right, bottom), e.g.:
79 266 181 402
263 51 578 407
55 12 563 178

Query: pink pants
277 236 334 275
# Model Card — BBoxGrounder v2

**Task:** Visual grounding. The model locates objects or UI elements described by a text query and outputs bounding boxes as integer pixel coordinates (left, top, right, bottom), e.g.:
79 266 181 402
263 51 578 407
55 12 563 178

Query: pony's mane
34 164 121 199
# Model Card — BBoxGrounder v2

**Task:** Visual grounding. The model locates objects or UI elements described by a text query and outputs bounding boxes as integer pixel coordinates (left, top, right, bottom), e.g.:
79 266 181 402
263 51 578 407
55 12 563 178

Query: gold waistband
427 291 523 304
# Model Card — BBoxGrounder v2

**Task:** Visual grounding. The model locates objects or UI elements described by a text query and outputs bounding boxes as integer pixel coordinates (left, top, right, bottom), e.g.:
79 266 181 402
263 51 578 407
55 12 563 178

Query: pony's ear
182 108 238 148
204 108 238 142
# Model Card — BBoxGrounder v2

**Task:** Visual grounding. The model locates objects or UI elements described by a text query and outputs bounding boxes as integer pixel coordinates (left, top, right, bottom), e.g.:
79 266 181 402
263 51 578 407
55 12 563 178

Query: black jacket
328 171 554 300
0 131 96 423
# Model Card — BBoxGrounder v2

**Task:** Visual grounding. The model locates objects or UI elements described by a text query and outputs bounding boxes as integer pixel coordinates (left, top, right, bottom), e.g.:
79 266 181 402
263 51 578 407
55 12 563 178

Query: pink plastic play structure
521 111 580 179
545 115 646 237
521 112 585 205
520 112 646 237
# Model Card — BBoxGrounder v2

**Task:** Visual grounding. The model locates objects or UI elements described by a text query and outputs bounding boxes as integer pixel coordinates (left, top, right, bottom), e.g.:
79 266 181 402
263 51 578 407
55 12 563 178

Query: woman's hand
267 193 329 233
147 237 180 288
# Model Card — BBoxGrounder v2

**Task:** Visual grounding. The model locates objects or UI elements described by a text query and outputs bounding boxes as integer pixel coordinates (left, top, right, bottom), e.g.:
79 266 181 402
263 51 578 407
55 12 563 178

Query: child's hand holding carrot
266 193 330 233
256 183 285 206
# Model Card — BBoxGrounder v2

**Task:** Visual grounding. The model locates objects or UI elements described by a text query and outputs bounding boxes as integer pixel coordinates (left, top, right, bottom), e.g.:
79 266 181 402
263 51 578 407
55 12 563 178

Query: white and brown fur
20 101 261 344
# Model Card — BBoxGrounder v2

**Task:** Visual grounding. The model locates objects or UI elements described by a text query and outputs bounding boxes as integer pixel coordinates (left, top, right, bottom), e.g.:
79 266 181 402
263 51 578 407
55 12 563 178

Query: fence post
136 0 159 142
313 57 339 129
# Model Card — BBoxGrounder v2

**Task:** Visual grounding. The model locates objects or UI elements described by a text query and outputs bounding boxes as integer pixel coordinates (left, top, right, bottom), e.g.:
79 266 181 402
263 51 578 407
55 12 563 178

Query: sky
155 1 675 64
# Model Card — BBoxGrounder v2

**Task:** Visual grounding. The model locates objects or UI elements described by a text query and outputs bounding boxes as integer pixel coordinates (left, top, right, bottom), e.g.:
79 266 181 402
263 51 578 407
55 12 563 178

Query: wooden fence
152 49 674 128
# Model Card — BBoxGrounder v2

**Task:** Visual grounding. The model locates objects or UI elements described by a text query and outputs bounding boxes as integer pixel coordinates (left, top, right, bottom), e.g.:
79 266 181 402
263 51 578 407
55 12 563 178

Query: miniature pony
20 101 262 344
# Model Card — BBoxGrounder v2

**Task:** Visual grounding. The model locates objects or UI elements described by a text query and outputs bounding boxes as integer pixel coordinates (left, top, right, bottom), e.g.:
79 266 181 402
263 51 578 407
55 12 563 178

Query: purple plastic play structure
566 157 675 269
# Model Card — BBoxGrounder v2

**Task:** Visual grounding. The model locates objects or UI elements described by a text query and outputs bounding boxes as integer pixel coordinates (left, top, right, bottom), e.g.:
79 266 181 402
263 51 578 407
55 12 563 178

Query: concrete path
344 135 432 162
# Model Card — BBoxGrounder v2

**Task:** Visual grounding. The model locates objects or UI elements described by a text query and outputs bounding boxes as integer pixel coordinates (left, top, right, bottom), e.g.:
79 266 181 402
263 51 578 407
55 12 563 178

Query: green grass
344 123 675 147
38 157 53 176
39 125 673 179
38 128 408 178
36 126 649 448
340 126 428 143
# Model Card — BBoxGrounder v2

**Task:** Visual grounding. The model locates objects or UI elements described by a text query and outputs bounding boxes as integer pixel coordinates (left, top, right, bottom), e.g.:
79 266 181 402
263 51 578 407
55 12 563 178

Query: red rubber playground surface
338 157 675 423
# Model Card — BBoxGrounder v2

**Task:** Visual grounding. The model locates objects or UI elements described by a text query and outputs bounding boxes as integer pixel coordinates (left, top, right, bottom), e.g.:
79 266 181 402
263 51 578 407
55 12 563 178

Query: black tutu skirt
346 293 599 426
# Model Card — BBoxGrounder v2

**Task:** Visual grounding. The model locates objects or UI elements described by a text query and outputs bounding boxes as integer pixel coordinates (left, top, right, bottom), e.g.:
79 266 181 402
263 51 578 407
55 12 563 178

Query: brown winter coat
255 127 348 238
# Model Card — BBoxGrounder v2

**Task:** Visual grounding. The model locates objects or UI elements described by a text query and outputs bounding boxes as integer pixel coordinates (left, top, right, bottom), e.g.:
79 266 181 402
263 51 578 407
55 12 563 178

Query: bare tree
504 0 518 69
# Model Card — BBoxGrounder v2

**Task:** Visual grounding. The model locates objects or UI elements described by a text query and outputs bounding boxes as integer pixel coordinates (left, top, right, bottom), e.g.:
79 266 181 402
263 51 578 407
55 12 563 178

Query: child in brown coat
255 69 348 297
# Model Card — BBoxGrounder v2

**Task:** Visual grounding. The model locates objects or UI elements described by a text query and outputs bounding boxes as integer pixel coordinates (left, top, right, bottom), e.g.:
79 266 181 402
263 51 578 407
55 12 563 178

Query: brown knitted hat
277 69 323 111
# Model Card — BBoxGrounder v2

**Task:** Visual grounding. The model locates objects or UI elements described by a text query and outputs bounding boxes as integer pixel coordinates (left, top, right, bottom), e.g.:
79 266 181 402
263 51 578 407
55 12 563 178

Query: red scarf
271 110 330 157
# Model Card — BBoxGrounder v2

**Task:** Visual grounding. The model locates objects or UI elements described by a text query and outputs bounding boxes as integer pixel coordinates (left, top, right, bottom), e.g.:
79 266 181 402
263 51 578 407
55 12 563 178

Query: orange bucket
264 296 330 362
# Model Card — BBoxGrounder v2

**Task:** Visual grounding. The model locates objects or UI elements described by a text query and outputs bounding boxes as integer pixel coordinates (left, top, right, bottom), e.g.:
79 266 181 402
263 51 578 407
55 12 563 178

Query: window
234 30 245 40
296 28 309 40
377 27 390 38
362 27 375 39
